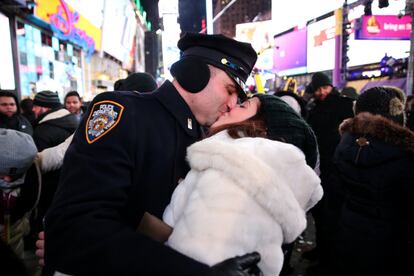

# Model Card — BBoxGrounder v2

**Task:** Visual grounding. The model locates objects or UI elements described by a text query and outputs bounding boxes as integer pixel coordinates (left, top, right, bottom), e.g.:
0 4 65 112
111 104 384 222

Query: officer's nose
227 94 238 110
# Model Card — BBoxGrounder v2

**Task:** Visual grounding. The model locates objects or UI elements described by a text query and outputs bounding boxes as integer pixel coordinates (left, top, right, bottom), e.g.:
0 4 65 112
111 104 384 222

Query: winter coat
307 88 354 181
45 82 212 275
31 108 78 233
325 113 414 276
33 108 78 151
0 113 33 136
163 131 323 276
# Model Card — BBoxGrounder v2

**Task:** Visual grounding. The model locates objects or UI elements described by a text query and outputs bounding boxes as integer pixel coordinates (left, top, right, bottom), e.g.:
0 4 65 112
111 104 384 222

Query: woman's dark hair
64 91 81 103
208 108 268 139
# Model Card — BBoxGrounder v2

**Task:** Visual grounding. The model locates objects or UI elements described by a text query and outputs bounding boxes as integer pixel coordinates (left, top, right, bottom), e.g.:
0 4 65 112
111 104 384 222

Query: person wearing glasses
0 90 33 136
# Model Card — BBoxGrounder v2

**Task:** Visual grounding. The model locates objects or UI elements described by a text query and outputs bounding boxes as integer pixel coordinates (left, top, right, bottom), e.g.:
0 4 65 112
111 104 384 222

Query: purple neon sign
273 27 307 73
356 15 412 40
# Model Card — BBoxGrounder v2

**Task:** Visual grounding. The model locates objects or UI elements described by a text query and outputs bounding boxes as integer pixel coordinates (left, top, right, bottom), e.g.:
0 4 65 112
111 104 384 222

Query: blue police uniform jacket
44 81 212 275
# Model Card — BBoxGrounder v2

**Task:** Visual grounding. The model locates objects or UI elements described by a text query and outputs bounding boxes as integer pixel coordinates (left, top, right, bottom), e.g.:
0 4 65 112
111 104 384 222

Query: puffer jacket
33 108 78 151
163 131 322 276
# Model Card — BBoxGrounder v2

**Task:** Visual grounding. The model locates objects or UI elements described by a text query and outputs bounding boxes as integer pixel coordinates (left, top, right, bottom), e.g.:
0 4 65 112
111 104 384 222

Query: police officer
45 33 261 275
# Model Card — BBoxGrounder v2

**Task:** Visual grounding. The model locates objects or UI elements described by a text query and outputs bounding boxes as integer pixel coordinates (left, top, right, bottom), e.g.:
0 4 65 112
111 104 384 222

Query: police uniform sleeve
44 92 211 275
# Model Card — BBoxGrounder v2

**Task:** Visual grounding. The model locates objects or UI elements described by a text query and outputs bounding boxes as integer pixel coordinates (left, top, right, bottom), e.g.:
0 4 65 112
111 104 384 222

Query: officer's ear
170 58 210 93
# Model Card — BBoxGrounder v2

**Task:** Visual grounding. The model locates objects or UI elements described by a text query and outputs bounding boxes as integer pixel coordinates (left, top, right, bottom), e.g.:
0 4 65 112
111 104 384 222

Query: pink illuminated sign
356 15 412 40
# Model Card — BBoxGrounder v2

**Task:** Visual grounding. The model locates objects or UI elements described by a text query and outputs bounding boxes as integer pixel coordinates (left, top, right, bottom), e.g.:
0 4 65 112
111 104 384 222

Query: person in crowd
0 129 41 258
0 91 33 135
30 91 78 239
114 72 158 92
20 98 36 126
340 86 358 101
63 91 83 124
32 90 78 151
162 94 322 276
304 72 354 273
325 86 414 276
44 33 263 275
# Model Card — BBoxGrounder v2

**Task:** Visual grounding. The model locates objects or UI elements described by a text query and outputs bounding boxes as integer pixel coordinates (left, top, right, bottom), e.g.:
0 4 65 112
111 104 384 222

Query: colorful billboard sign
35 0 102 56
101 0 137 67
356 15 412 40
306 15 336 73
273 27 307 76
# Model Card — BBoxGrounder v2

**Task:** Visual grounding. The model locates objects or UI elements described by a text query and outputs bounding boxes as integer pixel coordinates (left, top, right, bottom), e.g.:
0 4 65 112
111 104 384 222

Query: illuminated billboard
306 15 336 73
273 27 307 76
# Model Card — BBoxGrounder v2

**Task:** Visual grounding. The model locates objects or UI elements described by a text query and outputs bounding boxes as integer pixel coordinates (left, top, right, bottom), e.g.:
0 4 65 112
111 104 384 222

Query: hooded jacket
33 108 78 151
163 131 322 276
326 113 414 276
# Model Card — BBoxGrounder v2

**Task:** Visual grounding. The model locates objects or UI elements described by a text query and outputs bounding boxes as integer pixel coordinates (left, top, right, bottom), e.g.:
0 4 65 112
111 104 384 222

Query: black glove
209 252 263 276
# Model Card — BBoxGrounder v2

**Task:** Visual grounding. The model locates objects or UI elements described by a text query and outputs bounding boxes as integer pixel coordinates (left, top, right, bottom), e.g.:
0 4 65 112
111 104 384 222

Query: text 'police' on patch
85 100 124 144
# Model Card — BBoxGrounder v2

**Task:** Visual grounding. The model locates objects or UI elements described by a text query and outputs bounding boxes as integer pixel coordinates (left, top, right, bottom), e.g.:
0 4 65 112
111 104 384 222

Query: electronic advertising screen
306 15 336 73
273 27 307 76
347 5 410 67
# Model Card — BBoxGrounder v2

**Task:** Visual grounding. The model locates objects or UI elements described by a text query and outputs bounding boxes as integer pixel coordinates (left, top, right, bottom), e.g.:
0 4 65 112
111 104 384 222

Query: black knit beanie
309 72 332 94
255 94 318 168
114 72 157 93
355 86 406 125
33 91 62 109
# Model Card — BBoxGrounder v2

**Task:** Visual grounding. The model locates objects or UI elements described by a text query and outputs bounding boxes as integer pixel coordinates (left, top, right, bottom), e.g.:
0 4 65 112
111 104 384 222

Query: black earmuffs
170 57 210 93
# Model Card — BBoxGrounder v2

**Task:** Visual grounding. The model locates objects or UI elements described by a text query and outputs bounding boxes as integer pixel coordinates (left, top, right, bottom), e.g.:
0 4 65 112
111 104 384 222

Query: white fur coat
163 131 323 276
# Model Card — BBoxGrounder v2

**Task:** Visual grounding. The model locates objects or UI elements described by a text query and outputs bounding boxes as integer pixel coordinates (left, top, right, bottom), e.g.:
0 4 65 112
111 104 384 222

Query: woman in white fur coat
163 94 323 276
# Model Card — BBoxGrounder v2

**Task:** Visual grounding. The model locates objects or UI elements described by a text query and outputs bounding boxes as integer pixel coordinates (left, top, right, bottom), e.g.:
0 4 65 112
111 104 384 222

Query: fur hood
186 131 322 242
340 112 414 153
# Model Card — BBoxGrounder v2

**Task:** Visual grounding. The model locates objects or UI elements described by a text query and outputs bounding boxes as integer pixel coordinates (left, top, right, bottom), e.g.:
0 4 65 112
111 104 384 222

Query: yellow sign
34 0 101 52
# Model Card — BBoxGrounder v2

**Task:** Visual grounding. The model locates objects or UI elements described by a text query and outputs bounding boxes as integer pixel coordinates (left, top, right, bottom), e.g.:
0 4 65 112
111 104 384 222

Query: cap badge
221 58 247 73
86 100 124 144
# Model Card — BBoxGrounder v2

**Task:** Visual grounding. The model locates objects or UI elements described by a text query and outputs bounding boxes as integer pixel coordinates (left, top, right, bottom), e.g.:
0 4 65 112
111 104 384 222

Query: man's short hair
64 91 81 102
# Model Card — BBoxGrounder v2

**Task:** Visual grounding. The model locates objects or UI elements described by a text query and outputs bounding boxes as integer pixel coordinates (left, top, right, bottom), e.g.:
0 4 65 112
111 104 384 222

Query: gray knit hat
33 90 62 108
255 94 318 168
356 86 406 125
0 129 37 188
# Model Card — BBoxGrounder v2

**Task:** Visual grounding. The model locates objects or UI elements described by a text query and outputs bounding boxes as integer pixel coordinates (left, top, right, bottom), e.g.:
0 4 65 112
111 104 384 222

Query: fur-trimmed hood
340 112 414 154
186 131 322 242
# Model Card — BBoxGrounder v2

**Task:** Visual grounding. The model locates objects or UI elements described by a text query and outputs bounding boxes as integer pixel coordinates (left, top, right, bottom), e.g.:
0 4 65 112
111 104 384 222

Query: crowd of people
0 32 413 276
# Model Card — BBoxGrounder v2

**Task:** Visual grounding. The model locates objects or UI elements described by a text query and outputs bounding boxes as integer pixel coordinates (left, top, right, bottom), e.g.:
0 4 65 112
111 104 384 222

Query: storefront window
16 21 84 98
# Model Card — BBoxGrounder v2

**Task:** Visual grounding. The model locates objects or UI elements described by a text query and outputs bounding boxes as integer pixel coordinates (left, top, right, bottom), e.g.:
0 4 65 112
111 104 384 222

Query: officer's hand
209 252 263 276
35 231 45 266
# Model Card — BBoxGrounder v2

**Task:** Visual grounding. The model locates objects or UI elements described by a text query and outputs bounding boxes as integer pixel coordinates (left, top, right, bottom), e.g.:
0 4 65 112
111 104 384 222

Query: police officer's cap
178 32 257 97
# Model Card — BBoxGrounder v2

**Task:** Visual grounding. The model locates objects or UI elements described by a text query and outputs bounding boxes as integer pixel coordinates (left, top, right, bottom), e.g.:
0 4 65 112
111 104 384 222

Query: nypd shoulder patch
85 100 125 144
